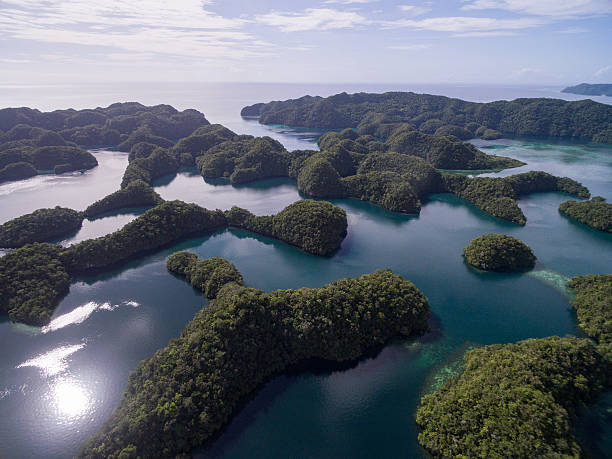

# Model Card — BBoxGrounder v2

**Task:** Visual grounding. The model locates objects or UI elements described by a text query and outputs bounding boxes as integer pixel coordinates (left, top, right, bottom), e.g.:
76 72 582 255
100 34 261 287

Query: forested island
1 102 591 227
242 91 612 143
416 336 610 457
443 171 589 225
225 200 347 256
0 103 210 184
463 234 536 272
0 207 84 248
569 274 612 360
143 118 586 224
167 252 244 298
563 83 612 97
79 264 429 457
559 196 612 233
0 243 70 325
416 273 612 457
0 199 348 325
84 180 164 219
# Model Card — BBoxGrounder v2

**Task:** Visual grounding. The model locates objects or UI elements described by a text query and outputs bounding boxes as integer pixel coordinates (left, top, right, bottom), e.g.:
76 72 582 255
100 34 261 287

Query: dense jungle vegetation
0 243 71 325
84 180 164 218
242 91 612 143
0 199 348 325
416 336 611 458
0 206 84 248
0 124 98 182
79 268 429 457
559 196 612 233
569 274 612 361
463 233 537 272
443 171 590 225
167 252 244 298
60 201 227 273
225 199 347 256
0 103 209 184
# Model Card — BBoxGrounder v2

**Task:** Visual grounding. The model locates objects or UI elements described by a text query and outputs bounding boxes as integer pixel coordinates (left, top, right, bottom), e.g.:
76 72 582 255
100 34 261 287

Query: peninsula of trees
0 103 210 184
559 196 612 233
0 199 348 325
84 180 164 219
0 207 84 248
79 265 429 457
242 91 612 143
225 200 347 256
167 252 244 298
443 170 589 225
463 233 536 272
562 83 612 97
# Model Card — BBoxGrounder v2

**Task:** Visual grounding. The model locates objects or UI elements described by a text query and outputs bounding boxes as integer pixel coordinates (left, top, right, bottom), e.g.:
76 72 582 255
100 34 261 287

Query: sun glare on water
52 378 91 418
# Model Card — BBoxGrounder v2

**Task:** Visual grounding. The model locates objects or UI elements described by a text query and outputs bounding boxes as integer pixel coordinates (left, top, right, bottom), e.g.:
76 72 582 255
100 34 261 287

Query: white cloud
594 65 611 77
398 5 432 16
256 8 369 32
510 67 541 78
383 16 545 33
0 0 266 61
461 0 612 17
388 44 432 50
1 0 244 29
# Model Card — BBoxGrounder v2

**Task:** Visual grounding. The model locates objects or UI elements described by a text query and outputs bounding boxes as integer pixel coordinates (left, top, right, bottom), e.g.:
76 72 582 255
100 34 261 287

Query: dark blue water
0 83 610 458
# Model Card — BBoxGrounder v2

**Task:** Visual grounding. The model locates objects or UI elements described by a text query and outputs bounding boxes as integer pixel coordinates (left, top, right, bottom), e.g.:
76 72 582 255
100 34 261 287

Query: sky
0 0 611 85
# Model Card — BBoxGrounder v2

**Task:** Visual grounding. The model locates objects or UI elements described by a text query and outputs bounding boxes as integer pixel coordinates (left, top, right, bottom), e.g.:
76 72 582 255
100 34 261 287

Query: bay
0 83 610 458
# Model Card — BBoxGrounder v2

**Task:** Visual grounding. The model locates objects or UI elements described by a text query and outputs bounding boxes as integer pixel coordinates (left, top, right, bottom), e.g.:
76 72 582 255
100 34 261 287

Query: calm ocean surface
0 83 610 458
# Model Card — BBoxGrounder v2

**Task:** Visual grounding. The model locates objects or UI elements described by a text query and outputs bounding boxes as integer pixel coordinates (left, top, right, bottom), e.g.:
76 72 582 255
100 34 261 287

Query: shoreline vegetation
241 91 612 143
0 207 84 248
1 101 591 227
0 199 348 326
0 103 210 184
463 233 536 272
559 196 612 233
78 263 430 458
416 273 612 457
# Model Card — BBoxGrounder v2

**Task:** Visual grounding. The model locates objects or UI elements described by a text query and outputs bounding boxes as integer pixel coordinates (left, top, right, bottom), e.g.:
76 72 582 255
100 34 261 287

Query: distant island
562 83 612 97
242 91 612 144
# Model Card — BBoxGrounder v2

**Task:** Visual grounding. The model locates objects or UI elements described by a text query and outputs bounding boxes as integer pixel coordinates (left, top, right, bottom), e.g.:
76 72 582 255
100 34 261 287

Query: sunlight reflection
52 379 91 418
16 344 85 376
41 300 140 334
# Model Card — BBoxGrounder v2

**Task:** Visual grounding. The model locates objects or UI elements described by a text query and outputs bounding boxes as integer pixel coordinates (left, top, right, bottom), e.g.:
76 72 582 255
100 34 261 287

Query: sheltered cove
0 199 348 326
